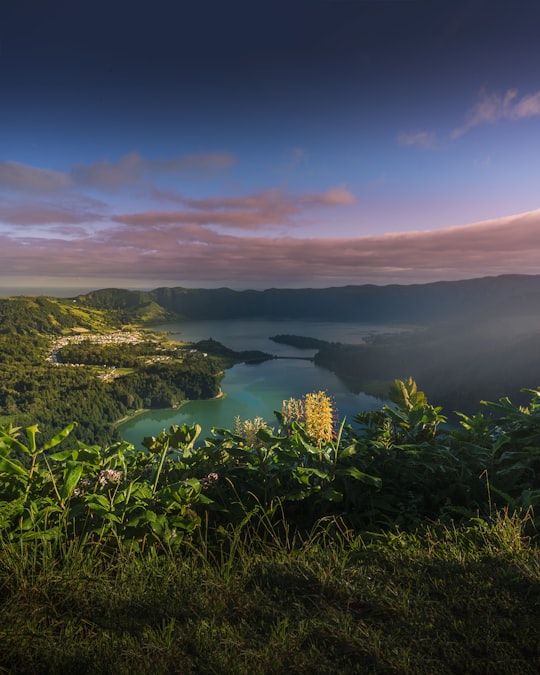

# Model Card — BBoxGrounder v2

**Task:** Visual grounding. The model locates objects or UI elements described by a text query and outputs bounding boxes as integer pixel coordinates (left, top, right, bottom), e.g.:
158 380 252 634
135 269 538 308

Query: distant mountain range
74 274 540 323
72 275 540 414
3 274 540 416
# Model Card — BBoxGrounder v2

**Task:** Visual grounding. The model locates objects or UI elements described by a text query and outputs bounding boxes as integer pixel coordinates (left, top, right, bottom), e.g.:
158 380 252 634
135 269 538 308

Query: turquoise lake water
118 319 391 447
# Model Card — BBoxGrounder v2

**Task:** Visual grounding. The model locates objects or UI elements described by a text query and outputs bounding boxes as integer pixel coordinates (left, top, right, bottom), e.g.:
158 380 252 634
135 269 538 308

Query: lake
118 319 392 446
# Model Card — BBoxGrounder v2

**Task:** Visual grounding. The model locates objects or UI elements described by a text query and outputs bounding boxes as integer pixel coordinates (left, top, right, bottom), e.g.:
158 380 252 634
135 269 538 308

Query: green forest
0 297 226 445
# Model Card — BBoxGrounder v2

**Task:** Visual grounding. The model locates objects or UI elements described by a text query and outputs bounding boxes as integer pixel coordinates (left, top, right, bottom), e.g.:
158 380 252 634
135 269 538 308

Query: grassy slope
0 296 120 335
1 514 539 675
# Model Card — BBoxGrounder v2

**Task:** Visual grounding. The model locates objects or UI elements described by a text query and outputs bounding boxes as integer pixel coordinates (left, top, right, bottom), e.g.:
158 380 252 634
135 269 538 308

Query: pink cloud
180 187 355 211
114 187 356 230
113 209 291 230
0 203 103 225
0 161 70 193
453 88 540 138
300 187 356 207
71 153 143 191
0 152 238 198
4 208 540 287
72 151 237 191
512 92 540 119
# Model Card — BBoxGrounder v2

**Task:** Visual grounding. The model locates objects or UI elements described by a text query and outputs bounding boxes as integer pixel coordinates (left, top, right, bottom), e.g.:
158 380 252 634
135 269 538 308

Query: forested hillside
0 297 223 445
75 274 540 322
0 295 115 334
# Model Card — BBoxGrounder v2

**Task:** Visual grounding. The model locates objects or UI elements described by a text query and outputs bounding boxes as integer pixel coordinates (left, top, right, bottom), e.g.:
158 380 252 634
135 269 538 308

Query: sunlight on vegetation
1 379 540 672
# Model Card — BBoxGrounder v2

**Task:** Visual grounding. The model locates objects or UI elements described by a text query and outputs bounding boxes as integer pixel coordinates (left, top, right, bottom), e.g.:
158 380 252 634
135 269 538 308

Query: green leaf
335 466 382 487
0 454 29 477
337 444 357 459
168 423 201 450
85 493 112 509
256 427 286 443
319 487 344 502
294 466 330 480
60 461 84 501
43 422 77 451
0 431 31 456
25 425 39 454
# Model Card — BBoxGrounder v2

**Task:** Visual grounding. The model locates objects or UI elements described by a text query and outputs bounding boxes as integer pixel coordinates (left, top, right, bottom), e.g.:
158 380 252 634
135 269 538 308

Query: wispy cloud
0 202 103 226
0 161 70 193
399 87 540 149
72 151 237 191
0 152 237 197
396 131 436 149
452 88 540 138
114 187 356 231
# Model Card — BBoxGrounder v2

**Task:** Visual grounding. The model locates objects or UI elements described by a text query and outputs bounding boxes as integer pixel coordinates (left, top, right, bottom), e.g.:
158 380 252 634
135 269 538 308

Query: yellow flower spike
304 391 335 447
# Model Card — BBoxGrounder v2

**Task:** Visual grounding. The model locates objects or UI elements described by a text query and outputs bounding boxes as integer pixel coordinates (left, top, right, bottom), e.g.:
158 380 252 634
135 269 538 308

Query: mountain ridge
73 274 540 323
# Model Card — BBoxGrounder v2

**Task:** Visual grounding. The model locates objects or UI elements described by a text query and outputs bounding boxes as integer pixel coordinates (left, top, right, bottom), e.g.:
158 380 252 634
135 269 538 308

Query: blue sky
2 0 540 291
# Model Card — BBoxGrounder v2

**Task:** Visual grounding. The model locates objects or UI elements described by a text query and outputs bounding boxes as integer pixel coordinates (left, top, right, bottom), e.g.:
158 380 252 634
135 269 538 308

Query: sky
2 0 540 292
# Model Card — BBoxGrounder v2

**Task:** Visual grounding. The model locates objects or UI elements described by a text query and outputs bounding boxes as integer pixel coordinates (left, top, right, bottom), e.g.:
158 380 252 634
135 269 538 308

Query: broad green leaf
49 448 77 461
85 493 112 509
335 466 382 487
168 423 201 450
43 422 77 451
256 427 287 443
0 455 29 477
60 462 84 501
294 466 330 480
337 444 357 459
0 431 31 456
25 425 39 454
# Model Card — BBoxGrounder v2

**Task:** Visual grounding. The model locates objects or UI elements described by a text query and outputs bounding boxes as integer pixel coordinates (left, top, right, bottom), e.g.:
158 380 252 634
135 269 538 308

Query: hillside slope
75 274 540 323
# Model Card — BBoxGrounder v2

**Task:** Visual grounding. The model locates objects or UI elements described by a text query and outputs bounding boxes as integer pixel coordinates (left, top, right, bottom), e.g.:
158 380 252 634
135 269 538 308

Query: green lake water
118 319 392 447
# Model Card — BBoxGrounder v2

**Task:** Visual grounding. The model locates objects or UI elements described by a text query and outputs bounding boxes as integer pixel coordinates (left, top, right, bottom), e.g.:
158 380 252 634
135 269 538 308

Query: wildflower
73 476 93 497
304 391 335 447
200 472 219 489
282 391 337 447
97 469 123 486
234 415 269 447
281 397 305 426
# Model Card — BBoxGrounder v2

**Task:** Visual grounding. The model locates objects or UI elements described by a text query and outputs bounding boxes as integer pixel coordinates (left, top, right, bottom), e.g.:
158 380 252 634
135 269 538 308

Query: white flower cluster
200 472 219 489
97 469 123 486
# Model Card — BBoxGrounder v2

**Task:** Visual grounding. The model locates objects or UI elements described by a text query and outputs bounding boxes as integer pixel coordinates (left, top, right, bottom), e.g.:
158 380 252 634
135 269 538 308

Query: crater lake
118 319 397 446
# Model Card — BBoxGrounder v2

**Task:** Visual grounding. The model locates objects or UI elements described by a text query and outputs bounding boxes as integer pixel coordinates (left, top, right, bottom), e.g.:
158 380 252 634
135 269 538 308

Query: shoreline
114 387 225 429
113 408 150 427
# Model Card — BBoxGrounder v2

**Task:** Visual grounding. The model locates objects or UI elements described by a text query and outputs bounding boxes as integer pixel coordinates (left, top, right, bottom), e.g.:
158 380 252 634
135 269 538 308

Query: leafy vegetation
0 336 221 446
1 379 540 672
0 295 116 335
74 274 540 323
2 287 540 670
315 309 540 413
1 380 540 547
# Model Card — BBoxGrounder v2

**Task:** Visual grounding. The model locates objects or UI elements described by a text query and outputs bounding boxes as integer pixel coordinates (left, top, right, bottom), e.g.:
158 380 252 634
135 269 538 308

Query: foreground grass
1 513 539 675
